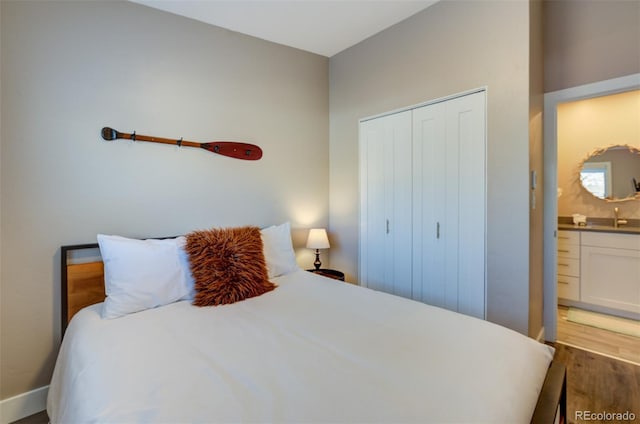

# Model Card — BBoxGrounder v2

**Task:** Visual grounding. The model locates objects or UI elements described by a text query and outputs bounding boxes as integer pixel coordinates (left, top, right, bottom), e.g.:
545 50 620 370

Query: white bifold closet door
359 90 486 320
412 91 486 319
359 110 413 299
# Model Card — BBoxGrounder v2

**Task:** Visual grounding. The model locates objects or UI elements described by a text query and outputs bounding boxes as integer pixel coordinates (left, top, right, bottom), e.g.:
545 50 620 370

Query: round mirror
579 144 640 202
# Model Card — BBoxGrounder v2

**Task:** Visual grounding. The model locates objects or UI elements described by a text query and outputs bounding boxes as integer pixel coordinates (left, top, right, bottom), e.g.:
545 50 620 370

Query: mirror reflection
579 145 640 202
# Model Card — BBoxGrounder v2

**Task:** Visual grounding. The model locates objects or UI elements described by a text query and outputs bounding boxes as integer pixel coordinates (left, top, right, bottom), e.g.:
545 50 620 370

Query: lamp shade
306 228 330 249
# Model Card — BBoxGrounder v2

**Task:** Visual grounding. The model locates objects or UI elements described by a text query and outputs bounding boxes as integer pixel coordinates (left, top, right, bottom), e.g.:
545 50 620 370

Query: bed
50 233 566 424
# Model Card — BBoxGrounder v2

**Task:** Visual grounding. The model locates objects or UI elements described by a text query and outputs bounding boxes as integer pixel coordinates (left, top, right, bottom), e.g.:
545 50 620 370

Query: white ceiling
130 0 438 57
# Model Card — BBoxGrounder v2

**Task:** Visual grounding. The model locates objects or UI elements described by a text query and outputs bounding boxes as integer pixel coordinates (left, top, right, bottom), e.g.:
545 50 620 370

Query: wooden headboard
61 236 178 335
61 244 106 335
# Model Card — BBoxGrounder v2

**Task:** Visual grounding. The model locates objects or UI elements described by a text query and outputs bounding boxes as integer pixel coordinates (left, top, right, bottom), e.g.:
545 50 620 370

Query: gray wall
544 0 640 92
0 1 328 399
329 1 533 334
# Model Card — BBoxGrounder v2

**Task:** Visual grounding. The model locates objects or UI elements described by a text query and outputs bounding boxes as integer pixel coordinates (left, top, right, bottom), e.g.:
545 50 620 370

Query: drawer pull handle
558 249 570 253
558 280 569 285
558 263 569 267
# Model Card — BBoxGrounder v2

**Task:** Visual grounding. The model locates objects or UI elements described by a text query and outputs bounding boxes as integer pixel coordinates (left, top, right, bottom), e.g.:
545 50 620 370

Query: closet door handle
437 222 440 239
386 219 390 234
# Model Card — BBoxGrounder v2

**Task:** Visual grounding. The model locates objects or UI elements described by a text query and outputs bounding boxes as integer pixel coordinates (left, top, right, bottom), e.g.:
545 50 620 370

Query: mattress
48 270 554 423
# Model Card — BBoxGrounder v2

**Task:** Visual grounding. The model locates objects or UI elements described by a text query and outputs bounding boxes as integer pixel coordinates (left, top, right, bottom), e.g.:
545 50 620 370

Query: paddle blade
201 142 263 160
101 127 119 141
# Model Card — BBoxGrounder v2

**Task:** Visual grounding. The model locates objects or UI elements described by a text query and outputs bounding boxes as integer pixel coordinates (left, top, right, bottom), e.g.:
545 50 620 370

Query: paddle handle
102 127 200 149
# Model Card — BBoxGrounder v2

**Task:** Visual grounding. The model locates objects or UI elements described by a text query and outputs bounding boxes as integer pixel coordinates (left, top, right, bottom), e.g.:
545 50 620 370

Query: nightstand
306 268 345 281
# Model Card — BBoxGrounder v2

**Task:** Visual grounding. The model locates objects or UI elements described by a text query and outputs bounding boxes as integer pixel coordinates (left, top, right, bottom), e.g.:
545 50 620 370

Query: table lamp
306 228 330 270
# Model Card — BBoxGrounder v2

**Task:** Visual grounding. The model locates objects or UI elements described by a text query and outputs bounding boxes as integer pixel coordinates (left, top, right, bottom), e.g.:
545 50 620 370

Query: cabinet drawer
557 230 580 245
581 232 640 251
557 275 579 301
557 242 580 259
557 257 579 277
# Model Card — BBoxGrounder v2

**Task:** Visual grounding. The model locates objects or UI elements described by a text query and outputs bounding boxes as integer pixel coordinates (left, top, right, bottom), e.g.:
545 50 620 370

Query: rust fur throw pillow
185 226 276 306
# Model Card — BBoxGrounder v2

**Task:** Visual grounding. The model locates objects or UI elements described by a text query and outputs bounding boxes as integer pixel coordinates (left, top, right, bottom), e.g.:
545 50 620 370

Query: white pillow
261 222 299 278
175 236 196 300
97 234 194 319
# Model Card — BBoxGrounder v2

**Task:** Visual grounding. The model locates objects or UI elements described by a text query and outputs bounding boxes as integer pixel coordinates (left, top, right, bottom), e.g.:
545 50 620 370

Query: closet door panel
447 92 486 319
412 102 446 307
359 118 386 292
388 111 413 298
359 110 412 296
412 91 486 319
443 100 461 313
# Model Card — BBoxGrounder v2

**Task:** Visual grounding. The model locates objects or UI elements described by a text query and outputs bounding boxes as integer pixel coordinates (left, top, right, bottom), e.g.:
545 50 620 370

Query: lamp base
314 249 322 270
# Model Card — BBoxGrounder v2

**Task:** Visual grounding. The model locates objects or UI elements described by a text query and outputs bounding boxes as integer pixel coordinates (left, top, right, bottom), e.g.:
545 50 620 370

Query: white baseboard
0 386 48 424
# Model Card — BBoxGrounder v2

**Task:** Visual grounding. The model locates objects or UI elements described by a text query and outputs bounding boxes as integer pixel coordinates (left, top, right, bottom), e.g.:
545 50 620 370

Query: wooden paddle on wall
101 127 263 160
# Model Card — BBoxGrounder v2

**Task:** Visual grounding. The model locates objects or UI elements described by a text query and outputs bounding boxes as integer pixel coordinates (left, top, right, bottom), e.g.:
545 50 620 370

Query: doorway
543 73 640 342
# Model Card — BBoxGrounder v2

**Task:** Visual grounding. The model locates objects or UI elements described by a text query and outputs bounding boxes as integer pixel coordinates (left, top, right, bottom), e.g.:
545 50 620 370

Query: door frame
542 73 640 341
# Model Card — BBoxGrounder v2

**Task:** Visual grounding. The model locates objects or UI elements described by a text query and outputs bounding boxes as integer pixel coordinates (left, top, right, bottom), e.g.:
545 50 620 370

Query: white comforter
48 270 554 423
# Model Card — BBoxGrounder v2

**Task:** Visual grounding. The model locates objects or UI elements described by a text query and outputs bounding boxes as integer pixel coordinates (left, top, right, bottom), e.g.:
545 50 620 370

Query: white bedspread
48 270 554 423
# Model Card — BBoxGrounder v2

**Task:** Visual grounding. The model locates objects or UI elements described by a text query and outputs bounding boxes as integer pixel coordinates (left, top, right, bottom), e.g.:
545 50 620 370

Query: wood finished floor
10 410 47 424
557 305 640 365
553 343 640 424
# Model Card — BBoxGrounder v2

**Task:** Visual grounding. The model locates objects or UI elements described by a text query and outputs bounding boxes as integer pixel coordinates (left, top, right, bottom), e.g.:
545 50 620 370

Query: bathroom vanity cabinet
557 231 580 301
558 229 640 316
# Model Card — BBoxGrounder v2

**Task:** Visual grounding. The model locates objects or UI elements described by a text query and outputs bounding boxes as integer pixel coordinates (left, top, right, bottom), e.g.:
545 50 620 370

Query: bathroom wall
557 89 640 220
